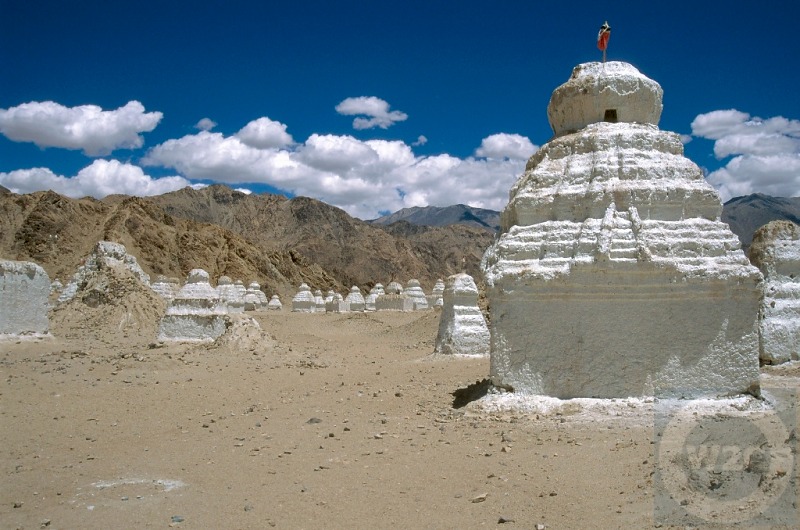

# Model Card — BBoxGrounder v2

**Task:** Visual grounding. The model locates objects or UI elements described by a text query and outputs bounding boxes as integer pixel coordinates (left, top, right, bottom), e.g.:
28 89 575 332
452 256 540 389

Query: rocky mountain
0 185 496 295
141 185 495 288
722 194 800 252
0 190 335 297
369 204 501 231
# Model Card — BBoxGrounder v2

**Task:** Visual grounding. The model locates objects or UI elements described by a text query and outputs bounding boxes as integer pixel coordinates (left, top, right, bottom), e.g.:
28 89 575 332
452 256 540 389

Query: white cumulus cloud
412 135 428 146
195 118 217 131
236 117 294 148
335 96 408 130
691 109 800 201
0 100 162 156
143 128 528 219
475 133 538 160
0 159 190 198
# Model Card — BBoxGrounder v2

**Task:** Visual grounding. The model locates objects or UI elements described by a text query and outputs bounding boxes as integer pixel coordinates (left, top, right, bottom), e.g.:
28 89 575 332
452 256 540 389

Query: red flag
597 21 611 51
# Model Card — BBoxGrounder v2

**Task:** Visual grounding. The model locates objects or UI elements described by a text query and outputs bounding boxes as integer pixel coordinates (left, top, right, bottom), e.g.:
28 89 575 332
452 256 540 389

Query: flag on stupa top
597 21 611 51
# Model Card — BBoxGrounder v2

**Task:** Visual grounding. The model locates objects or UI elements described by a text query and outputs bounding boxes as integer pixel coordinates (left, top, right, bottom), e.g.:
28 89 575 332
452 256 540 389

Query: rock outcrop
750 221 800 364
482 61 762 398
58 241 150 304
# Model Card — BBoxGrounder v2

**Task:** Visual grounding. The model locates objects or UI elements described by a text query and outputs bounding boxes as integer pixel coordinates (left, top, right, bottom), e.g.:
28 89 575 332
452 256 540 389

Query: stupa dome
547 61 663 136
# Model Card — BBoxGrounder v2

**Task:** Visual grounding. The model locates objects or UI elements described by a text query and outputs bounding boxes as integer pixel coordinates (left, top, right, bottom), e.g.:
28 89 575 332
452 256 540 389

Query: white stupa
434 273 489 356
345 286 365 312
59 241 150 304
158 269 228 341
291 283 316 312
404 279 429 310
314 289 326 311
376 280 413 311
385 281 403 295
234 280 247 301
267 294 283 311
151 275 180 302
750 221 800 364
0 260 51 335
326 292 350 313
249 281 269 306
365 283 385 311
481 61 762 399
426 278 445 309
217 276 244 313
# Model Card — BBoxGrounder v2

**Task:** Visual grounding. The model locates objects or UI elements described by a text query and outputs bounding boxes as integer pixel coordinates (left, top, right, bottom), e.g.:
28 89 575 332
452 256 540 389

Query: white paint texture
434 273 489 356
158 269 228 341
482 62 762 398
0 259 50 334
750 221 800 364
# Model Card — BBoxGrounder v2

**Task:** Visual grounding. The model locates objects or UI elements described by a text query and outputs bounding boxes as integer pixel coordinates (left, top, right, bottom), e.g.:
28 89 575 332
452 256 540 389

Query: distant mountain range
369 204 501 231
721 194 800 252
0 185 495 296
375 194 800 255
1 185 796 297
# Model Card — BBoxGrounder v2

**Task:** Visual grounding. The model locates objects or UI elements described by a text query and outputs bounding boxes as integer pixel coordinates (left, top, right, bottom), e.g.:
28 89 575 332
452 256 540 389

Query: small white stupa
427 279 445 309
292 283 316 312
434 273 489 356
404 279 429 310
0 259 51 335
249 281 269 306
750 221 800 364
345 286 366 312
326 292 350 313
158 269 228 341
365 283 385 312
314 289 326 311
151 275 180 302
217 276 244 313
234 280 247 301
267 294 283 311
376 280 413 311
481 61 762 398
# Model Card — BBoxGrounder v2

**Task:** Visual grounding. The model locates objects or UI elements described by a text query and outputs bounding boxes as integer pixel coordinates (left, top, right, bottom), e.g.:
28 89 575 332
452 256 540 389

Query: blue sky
1 1 798 219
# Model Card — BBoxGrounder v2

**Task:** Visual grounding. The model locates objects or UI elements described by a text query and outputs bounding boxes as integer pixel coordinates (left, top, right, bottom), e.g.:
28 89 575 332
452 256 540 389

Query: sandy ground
2 309 798 529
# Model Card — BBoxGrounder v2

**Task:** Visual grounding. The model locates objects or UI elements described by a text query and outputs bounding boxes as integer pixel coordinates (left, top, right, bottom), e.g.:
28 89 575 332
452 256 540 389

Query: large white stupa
481 61 763 399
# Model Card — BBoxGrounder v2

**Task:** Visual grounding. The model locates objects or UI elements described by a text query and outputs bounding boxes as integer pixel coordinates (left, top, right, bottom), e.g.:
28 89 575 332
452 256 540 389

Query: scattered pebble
171 515 185 523
498 515 515 523
471 493 488 503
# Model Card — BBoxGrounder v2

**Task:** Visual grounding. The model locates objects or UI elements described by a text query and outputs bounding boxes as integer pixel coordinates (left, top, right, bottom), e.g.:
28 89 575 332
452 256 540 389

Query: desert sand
2 307 798 529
